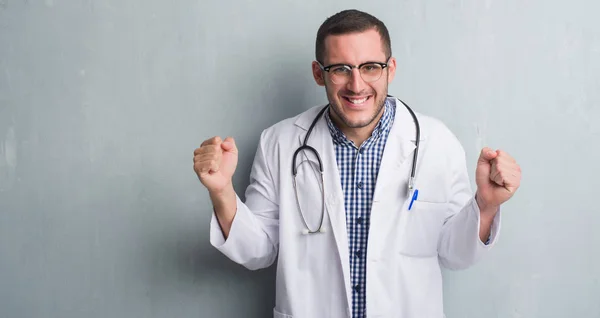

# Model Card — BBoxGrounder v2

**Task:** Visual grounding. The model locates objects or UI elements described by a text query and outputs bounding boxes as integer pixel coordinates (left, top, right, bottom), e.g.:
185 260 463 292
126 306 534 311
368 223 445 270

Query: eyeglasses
317 59 389 85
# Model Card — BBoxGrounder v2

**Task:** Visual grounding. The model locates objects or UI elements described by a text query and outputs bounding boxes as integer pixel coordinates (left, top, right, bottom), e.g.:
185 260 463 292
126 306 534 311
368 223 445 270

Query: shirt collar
324 98 394 146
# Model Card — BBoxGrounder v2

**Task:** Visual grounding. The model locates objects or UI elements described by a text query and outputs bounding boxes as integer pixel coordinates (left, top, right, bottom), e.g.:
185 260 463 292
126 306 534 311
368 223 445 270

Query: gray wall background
1 0 599 317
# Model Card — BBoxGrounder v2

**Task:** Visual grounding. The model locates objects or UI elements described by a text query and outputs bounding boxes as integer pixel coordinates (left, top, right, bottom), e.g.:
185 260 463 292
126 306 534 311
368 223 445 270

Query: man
193 9 521 318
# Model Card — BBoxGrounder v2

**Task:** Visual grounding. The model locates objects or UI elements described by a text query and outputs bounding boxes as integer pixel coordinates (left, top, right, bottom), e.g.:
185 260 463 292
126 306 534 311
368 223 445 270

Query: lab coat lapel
295 109 352 312
372 99 421 203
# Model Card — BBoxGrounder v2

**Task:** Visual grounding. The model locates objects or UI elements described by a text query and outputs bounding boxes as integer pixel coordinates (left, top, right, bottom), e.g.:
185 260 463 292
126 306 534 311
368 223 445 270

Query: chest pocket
398 199 448 258
396 137 450 257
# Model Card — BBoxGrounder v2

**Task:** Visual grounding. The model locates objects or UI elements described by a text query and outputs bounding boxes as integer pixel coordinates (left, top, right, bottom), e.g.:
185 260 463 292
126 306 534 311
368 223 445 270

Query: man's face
312 29 397 130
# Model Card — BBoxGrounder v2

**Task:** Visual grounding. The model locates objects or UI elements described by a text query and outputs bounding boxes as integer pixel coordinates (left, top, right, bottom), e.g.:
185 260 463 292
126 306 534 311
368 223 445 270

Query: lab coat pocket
273 308 293 318
399 200 447 257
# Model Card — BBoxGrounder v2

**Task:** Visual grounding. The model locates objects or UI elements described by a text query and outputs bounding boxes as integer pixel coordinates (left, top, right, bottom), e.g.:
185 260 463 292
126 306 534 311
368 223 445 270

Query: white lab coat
210 98 501 318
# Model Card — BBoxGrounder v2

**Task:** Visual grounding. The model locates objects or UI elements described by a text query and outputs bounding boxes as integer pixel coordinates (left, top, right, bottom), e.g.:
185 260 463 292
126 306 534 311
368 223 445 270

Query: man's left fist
475 147 522 211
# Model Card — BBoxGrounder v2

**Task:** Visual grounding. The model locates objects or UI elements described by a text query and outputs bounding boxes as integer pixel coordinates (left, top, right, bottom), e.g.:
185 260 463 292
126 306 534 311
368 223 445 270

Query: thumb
221 136 238 154
477 147 497 164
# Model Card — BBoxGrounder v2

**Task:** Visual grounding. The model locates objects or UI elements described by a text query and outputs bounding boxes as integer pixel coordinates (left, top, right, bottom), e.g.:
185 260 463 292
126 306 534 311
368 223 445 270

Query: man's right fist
193 136 238 194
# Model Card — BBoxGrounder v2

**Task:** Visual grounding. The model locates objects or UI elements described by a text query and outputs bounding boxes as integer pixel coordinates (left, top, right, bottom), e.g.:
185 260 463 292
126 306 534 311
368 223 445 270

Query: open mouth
343 96 371 106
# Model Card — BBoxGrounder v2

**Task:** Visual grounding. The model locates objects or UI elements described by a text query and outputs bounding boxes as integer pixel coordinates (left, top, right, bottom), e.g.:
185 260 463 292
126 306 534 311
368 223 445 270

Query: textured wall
1 1 598 317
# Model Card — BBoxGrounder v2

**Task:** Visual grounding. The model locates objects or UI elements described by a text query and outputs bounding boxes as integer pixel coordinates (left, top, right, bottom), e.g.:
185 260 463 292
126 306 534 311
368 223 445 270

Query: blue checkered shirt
325 100 395 318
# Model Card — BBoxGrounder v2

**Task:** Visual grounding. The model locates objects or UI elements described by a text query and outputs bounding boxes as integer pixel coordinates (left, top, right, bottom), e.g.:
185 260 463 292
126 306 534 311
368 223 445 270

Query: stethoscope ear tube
292 145 323 176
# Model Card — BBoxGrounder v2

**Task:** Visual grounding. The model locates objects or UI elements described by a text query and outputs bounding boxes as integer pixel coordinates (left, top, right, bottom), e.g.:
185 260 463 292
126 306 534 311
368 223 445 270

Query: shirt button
359 148 364 154
357 181 363 189
355 250 362 258
354 284 360 292
356 217 363 224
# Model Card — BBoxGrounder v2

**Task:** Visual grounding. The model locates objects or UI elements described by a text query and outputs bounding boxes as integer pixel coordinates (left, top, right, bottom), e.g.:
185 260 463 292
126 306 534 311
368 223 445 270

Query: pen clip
408 189 419 211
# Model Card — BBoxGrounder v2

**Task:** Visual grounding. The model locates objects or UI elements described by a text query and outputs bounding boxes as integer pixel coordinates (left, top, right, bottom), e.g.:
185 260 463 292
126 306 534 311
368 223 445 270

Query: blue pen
408 189 419 210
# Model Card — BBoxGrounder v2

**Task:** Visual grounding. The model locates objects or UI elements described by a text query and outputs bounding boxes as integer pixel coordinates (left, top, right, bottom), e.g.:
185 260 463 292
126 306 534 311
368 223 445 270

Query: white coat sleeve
437 132 502 270
209 130 279 270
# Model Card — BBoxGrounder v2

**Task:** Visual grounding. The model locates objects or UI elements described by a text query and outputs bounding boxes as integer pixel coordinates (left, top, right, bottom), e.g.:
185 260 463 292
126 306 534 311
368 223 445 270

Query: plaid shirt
325 99 395 318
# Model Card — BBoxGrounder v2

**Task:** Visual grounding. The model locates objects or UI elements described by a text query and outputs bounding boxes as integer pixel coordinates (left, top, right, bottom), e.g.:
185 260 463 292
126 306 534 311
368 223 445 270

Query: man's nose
346 68 366 93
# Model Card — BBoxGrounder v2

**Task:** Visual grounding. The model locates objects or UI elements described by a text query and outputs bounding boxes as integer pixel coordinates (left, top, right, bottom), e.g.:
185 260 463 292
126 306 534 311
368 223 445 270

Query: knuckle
202 136 219 146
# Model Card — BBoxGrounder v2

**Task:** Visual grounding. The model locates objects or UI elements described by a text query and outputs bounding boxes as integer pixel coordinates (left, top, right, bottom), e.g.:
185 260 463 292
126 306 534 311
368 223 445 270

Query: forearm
210 183 237 239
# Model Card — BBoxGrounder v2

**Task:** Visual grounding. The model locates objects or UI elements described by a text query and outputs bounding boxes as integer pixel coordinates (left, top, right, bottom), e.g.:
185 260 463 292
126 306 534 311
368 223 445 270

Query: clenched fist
193 136 239 195
475 147 522 212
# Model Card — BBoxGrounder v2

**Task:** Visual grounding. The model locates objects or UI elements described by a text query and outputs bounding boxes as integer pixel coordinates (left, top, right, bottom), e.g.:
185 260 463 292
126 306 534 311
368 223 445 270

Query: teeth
348 97 368 104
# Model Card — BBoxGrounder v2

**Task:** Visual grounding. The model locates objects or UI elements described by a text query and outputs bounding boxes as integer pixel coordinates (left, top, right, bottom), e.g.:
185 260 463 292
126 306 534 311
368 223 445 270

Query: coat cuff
210 195 245 250
469 196 502 247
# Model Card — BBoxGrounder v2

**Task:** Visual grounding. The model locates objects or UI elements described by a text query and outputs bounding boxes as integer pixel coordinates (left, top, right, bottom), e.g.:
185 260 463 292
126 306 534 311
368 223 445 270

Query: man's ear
312 61 326 86
386 57 397 83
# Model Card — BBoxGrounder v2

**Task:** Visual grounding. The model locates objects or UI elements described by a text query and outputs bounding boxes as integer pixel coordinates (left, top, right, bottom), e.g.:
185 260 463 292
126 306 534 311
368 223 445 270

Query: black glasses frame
317 61 389 73
316 58 391 83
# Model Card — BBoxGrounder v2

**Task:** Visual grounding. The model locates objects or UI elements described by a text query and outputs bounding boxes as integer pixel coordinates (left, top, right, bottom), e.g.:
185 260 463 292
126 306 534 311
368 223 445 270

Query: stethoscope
292 96 421 235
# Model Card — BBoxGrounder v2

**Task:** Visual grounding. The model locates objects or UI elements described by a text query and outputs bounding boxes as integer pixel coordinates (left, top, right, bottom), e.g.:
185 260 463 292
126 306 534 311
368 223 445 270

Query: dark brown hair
315 9 392 63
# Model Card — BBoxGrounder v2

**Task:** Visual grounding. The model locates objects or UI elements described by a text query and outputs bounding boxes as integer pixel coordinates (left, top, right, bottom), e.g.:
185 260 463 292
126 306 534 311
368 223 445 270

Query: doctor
193 9 521 318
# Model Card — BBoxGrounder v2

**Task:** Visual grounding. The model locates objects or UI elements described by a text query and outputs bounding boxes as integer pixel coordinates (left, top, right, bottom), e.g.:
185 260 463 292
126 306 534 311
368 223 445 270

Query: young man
193 9 521 318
